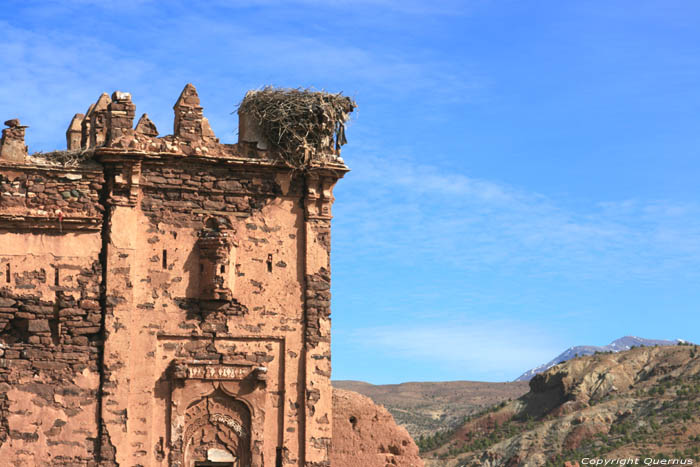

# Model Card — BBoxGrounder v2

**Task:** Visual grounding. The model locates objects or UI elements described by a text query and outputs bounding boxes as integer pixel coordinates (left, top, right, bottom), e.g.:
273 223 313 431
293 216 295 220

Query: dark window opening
54 267 60 286
162 249 167 269
5 264 10 283
9 317 29 343
220 265 226 273
276 447 283 467
267 254 273 273
49 318 60 346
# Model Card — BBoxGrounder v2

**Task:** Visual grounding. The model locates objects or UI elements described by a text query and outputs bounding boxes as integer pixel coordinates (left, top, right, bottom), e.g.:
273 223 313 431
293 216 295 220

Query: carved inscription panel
186 364 252 380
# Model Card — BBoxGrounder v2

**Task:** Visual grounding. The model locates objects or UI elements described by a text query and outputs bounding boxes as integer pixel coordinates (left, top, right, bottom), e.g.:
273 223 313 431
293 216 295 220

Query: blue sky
3 1 700 383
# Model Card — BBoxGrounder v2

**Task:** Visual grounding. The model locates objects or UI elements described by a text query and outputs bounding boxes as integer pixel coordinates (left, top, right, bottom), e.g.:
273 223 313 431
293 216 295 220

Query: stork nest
238 87 356 169
28 148 96 167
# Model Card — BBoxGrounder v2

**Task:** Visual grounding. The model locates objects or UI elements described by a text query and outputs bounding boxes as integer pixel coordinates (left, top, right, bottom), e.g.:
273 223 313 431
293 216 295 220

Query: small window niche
197 217 236 301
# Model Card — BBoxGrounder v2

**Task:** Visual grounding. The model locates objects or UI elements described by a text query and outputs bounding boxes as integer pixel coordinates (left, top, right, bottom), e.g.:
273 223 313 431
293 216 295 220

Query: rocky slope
333 380 529 439
331 388 425 467
516 336 686 381
421 344 700 466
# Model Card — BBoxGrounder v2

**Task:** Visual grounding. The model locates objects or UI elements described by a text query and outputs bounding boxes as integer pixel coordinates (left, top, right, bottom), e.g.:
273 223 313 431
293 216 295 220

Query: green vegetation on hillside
418 346 700 467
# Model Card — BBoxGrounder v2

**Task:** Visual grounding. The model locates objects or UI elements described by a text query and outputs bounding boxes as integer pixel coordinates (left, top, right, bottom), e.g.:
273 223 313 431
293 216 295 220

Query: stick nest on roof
238 87 356 169
28 148 96 167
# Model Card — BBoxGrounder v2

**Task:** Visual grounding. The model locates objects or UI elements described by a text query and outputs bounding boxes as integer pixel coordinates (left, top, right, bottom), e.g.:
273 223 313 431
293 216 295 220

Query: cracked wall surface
0 84 351 467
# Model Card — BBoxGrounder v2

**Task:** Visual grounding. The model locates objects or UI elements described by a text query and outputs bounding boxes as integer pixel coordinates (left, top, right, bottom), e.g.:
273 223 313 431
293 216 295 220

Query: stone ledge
0 214 102 231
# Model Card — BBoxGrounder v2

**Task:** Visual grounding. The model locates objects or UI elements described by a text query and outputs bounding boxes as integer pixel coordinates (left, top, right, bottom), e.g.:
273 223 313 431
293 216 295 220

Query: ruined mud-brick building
0 85 354 466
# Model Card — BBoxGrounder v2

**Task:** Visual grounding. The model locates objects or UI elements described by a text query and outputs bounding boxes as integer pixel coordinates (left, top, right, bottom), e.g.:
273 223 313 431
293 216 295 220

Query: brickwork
0 84 352 467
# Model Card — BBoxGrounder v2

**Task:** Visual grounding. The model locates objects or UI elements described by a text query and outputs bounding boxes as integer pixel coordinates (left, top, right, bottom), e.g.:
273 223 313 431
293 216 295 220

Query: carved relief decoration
304 174 336 220
197 217 236 301
168 359 267 467
102 155 142 207
183 390 251 467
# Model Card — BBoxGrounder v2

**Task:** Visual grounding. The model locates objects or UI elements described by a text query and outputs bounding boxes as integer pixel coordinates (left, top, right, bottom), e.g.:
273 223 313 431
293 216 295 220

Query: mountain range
514 335 686 381
422 342 700 465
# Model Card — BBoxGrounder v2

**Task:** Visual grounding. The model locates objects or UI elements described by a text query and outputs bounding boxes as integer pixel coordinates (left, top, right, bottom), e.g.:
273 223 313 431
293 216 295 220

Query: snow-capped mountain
514 336 687 382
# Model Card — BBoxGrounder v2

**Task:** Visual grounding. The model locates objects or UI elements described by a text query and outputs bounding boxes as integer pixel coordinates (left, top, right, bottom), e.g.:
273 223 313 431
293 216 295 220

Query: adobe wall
99 158 314 467
0 84 351 467
0 161 104 465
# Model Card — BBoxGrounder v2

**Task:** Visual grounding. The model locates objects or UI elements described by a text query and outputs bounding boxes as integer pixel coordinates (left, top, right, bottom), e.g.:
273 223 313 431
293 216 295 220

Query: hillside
516 336 685 381
421 344 700 466
333 380 529 439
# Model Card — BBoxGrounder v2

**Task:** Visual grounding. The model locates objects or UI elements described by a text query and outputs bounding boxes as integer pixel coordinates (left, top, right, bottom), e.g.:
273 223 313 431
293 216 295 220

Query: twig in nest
238 87 356 169
28 148 96 167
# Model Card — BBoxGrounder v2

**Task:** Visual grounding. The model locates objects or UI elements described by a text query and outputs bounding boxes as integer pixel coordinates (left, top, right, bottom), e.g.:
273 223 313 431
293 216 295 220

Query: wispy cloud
0 20 160 151
350 319 563 380
1 3 483 151
334 151 700 280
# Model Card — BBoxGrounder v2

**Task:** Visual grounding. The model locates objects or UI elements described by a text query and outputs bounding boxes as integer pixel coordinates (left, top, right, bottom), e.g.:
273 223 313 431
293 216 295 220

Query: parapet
2 84 355 169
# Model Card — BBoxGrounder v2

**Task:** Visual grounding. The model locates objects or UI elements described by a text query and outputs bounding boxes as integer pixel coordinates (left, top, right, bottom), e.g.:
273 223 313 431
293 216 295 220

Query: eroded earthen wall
0 163 104 466
331 389 424 467
99 158 317 466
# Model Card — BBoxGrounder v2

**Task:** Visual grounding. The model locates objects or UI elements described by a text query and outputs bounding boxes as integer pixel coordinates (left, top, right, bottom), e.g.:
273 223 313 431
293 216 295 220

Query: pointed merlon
93 93 111 112
68 114 84 132
173 83 204 140
84 102 96 119
89 93 113 148
81 103 95 148
66 113 84 150
174 83 200 108
201 117 217 141
135 113 159 137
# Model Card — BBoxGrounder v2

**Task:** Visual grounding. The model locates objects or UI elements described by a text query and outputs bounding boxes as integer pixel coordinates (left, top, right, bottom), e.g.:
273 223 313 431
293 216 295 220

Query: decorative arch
168 361 268 467
183 388 252 466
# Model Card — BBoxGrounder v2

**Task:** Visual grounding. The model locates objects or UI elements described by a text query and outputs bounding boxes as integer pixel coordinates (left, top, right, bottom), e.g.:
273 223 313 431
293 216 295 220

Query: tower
0 84 354 467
